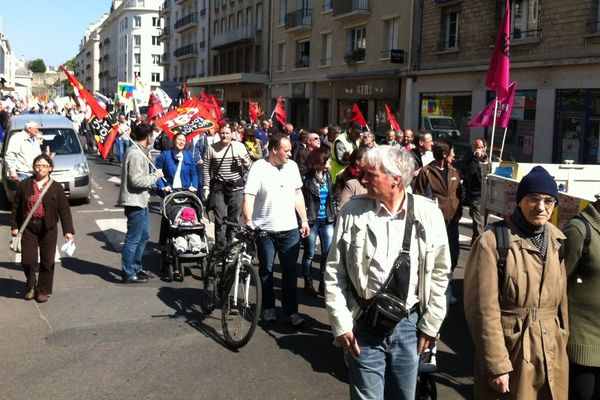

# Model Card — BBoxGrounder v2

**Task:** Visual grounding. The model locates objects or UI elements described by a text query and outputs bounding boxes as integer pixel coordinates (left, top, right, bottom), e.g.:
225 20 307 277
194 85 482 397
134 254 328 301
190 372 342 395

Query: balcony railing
160 52 170 64
294 58 310 68
174 12 198 31
212 25 254 49
437 36 460 52
322 0 333 12
160 26 171 39
159 0 170 14
511 28 541 41
174 43 197 58
332 0 369 18
285 8 312 30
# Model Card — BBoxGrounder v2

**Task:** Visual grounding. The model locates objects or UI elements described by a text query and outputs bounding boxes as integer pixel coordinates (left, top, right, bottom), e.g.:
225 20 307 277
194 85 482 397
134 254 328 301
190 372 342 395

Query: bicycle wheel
221 262 262 349
199 256 221 314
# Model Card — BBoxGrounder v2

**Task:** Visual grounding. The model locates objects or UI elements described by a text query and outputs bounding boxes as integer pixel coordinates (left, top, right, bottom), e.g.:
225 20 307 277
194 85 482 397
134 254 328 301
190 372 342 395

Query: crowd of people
8 104 600 400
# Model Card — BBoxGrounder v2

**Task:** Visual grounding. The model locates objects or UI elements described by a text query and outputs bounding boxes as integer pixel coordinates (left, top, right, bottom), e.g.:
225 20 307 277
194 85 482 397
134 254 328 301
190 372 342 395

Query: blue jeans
121 206 150 279
346 311 420 400
256 228 300 316
118 137 130 163
301 219 334 278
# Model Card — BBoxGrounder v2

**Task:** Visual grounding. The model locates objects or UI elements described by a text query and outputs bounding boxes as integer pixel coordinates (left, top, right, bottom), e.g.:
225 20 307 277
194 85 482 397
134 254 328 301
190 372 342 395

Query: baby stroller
161 191 209 282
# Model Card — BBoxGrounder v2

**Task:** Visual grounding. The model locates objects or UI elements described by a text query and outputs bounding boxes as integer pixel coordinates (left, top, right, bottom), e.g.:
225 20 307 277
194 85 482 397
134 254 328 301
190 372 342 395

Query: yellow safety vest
330 132 358 184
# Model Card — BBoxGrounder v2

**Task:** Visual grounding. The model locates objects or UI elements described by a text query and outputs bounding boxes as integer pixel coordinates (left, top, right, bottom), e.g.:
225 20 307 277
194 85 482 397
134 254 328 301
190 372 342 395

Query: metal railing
333 0 369 17
322 0 333 12
174 43 197 58
174 12 198 30
285 8 312 30
212 25 254 48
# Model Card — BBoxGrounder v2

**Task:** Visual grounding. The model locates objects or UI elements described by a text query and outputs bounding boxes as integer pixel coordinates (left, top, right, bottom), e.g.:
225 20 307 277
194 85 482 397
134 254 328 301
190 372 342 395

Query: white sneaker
262 308 276 322
285 313 305 328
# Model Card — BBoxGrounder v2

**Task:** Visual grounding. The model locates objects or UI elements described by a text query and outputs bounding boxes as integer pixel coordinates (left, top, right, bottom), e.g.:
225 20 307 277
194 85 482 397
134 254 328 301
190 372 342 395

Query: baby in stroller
172 206 205 254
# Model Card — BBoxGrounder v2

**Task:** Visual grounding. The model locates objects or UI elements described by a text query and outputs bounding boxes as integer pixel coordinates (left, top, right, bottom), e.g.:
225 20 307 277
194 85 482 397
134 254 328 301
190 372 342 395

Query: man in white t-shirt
243 133 310 328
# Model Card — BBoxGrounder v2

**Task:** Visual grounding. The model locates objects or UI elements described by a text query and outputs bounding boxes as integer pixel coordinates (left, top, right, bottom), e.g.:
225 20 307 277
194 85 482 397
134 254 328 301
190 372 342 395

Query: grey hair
25 121 39 130
363 145 415 188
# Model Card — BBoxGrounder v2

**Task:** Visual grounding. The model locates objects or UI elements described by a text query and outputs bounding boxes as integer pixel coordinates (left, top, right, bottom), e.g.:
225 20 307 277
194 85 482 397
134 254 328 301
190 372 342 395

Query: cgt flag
350 103 368 130
485 0 511 99
249 101 260 125
385 104 402 131
155 97 219 143
60 65 118 159
147 92 164 123
468 81 517 129
200 92 223 123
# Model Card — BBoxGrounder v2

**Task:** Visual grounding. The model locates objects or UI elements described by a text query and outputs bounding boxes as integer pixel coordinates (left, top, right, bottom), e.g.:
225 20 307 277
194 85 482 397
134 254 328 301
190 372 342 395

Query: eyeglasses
310 137 320 141
524 195 556 208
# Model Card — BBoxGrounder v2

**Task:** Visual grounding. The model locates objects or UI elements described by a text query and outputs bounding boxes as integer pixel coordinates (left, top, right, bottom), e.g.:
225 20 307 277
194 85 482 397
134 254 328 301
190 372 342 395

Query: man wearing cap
329 122 361 183
464 166 568 399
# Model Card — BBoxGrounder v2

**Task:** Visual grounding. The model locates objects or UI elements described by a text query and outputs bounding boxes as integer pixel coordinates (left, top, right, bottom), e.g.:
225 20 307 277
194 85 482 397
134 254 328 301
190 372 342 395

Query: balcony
159 0 170 15
332 0 369 20
285 8 312 32
174 43 197 60
159 26 171 40
212 26 254 50
174 12 198 32
160 52 170 65
322 0 333 12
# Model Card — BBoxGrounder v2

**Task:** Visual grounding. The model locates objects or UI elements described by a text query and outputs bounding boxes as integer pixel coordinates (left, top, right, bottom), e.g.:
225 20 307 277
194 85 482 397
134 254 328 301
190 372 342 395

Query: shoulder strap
492 220 509 303
212 144 231 181
18 179 53 235
575 214 592 259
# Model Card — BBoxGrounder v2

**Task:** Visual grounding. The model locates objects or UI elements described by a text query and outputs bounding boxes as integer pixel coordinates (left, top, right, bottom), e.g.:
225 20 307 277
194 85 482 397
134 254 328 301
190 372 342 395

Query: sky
1 0 110 68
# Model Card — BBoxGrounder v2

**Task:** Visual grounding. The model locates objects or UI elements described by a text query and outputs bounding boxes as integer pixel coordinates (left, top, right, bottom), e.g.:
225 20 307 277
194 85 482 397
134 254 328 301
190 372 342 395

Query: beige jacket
464 219 569 399
324 194 451 342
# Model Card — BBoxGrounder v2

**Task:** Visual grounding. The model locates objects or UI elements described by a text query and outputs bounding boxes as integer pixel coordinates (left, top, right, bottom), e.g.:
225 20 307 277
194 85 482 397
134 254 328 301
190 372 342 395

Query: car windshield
430 118 458 130
41 129 81 155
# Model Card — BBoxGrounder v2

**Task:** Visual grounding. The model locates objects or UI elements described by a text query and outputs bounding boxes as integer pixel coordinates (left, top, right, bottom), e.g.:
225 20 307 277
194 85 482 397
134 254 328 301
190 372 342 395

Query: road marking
459 216 473 224
97 200 104 205
96 218 127 251
14 246 61 263
107 177 121 185
93 194 100 199
76 208 122 214
459 234 471 243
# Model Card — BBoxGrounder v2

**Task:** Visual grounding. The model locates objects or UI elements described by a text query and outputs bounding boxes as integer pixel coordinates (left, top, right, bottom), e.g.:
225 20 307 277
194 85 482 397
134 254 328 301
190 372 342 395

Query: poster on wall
511 95 525 120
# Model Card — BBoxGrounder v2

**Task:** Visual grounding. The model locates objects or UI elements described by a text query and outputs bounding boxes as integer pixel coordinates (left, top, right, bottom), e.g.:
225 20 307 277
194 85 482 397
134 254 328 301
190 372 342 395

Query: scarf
510 206 548 258
346 165 362 179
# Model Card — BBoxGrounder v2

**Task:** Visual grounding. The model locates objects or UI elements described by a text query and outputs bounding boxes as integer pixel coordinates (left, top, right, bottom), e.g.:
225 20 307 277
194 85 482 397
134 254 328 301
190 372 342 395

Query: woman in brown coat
10 153 75 303
464 166 569 399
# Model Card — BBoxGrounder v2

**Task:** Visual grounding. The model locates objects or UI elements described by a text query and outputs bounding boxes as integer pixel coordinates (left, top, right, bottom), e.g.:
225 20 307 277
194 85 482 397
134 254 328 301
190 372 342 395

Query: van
421 115 461 140
0 114 91 203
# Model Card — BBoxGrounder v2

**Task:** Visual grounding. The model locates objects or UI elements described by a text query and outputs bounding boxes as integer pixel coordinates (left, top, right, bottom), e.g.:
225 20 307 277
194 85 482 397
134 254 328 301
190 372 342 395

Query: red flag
485 0 511 99
147 92 164 123
385 104 402 131
249 101 259 124
468 81 517 129
273 96 286 131
183 83 190 100
155 97 220 143
350 103 368 129
60 65 118 159
200 92 223 123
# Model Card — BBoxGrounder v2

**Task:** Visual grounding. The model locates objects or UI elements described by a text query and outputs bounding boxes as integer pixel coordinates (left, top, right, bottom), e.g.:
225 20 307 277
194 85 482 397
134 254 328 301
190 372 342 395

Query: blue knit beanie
516 166 558 204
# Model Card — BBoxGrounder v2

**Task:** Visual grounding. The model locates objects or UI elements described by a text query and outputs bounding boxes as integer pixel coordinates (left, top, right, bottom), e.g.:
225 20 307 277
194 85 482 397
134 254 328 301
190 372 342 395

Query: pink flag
468 81 517 128
485 0 511 99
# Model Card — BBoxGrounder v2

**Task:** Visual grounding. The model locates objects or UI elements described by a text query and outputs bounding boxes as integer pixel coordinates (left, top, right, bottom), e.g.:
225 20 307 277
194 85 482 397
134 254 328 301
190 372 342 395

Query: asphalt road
0 155 476 400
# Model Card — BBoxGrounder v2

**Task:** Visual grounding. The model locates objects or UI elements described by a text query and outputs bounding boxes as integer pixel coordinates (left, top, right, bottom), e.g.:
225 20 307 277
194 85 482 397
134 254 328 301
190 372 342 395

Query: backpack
492 220 570 302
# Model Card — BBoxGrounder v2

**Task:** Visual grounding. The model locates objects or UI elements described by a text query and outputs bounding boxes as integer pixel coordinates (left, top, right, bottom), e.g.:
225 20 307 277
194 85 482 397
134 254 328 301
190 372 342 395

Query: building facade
0 34 16 93
414 0 600 164
97 0 164 97
76 14 108 94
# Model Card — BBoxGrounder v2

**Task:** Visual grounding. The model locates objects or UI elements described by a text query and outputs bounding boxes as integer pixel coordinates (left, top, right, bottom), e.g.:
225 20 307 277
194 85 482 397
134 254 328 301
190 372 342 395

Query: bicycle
198 220 264 349
416 344 438 400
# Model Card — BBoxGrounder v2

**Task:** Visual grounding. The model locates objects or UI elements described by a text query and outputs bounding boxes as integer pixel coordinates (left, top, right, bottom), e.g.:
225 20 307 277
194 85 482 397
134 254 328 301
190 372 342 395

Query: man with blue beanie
464 166 569 399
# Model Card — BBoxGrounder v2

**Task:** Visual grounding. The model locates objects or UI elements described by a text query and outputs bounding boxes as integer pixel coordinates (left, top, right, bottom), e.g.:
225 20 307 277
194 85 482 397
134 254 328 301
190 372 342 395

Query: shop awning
188 73 268 86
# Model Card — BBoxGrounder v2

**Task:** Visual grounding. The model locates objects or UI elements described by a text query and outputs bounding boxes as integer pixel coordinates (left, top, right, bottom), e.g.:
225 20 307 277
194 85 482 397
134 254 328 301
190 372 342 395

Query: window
152 54 161 64
214 20 219 34
295 40 310 68
277 42 286 71
152 36 160 45
134 16 141 27
152 17 161 27
229 14 235 29
246 7 253 30
320 33 332 66
237 11 243 27
441 7 459 50
255 45 262 71
256 3 263 30
511 0 539 39
382 18 399 58
323 0 332 12
151 72 161 82
134 35 141 46
346 26 366 62
279 0 287 26
134 53 141 64
221 18 226 32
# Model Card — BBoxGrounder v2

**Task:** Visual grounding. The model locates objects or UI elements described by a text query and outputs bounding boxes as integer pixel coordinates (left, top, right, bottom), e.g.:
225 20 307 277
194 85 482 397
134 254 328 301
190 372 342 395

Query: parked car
0 114 91 203
422 115 461 140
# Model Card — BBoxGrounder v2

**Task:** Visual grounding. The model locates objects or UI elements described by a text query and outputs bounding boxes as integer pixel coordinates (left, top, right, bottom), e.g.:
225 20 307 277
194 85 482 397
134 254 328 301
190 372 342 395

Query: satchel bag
206 145 231 211
9 179 53 253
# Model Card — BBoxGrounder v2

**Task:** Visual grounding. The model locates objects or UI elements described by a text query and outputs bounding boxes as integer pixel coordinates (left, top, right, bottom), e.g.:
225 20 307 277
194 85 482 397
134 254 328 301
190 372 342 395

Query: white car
0 114 91 203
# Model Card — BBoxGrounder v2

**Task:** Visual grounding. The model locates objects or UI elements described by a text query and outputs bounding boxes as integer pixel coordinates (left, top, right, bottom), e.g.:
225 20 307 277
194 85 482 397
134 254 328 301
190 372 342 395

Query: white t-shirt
244 159 303 231
173 152 184 189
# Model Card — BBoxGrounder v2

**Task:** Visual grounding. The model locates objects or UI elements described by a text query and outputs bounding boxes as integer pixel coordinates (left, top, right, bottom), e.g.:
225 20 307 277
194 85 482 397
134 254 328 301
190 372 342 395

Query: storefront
419 92 472 146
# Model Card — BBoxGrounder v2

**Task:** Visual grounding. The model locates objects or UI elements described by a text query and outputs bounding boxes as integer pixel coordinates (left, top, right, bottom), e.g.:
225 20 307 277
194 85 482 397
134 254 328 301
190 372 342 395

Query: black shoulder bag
350 193 416 337
206 144 231 210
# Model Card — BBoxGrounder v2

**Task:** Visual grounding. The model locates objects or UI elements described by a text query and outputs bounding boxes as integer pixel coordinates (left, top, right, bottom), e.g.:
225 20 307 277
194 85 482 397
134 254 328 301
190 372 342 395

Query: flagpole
499 126 508 161
489 97 500 172
126 135 167 182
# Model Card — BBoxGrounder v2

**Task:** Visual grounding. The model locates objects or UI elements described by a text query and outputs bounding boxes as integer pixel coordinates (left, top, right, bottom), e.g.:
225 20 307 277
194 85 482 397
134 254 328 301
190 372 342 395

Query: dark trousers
446 218 460 271
22 218 58 295
213 187 243 246
469 197 484 243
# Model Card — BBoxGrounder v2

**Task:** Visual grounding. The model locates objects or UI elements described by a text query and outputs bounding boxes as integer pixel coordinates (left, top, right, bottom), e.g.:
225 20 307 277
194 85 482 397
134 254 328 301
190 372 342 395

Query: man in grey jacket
118 122 164 283
325 145 451 400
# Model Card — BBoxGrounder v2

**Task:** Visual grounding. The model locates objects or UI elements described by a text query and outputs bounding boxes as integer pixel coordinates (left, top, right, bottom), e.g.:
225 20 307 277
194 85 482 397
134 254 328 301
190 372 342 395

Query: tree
28 59 47 73
63 58 76 71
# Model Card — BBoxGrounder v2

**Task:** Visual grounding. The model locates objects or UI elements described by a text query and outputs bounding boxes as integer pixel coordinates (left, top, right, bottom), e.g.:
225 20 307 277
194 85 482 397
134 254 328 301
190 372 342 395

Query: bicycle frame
229 241 253 309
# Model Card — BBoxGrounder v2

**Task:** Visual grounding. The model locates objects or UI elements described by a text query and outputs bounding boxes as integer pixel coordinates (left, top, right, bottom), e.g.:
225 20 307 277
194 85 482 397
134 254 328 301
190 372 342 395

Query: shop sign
292 83 305 98
390 49 405 64
335 79 398 99
211 88 224 101
241 88 263 99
